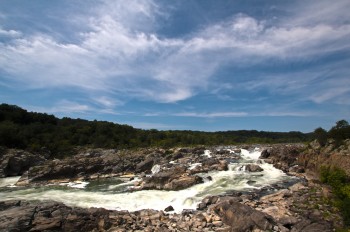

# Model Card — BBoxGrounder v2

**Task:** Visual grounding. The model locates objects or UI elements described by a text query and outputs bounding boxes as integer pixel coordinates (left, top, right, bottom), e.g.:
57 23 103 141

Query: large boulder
213 201 274 231
164 175 203 191
189 159 228 174
245 164 263 172
135 158 155 173
140 167 203 191
260 149 271 158
0 200 111 232
0 149 47 177
260 189 292 203
0 201 36 231
260 145 304 172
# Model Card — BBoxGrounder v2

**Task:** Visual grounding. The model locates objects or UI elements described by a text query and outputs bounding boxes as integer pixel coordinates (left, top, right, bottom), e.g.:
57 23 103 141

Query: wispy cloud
172 111 316 118
0 0 349 105
174 112 248 118
254 111 317 117
27 100 92 115
94 96 124 108
0 28 21 37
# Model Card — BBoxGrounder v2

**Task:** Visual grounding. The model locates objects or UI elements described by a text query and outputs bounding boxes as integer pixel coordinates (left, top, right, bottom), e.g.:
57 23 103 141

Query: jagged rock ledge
11 147 232 190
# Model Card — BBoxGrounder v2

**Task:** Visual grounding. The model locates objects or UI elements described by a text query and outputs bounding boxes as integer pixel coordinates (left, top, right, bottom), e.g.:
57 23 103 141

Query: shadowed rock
0 149 47 177
140 166 204 191
213 201 274 232
135 158 155 173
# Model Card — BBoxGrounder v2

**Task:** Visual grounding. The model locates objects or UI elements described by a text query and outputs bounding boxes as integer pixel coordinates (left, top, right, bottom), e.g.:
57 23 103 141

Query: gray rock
289 165 305 173
141 167 203 191
164 205 174 212
260 149 271 158
164 175 203 191
0 149 46 177
245 164 264 172
135 158 155 173
213 201 274 231
292 219 332 232
0 203 36 231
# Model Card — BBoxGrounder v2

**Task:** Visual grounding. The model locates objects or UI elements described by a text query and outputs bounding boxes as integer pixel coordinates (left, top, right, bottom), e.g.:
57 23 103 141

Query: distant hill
0 103 313 158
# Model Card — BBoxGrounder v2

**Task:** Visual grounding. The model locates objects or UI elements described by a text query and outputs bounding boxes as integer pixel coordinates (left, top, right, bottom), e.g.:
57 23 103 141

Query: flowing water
0 148 297 213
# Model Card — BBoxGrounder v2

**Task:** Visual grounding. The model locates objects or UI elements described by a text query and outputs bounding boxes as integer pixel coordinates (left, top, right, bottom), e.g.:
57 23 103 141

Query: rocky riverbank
0 144 347 231
0 179 341 231
12 147 232 189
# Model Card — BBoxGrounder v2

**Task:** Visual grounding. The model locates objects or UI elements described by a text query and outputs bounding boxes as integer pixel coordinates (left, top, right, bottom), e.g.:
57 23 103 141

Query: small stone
212 215 221 221
202 213 212 223
164 205 174 212
197 202 207 210
212 220 223 227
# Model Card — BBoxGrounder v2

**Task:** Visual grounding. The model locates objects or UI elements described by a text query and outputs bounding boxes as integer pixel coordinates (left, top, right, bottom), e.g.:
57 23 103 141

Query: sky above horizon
1 0 350 132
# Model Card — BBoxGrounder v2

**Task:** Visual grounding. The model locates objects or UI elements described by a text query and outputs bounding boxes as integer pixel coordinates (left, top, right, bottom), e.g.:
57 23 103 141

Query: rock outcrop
15 149 165 186
0 200 238 232
213 200 274 231
260 144 305 173
1 144 348 231
298 139 350 176
0 149 47 177
14 147 232 188
245 164 263 172
138 167 204 191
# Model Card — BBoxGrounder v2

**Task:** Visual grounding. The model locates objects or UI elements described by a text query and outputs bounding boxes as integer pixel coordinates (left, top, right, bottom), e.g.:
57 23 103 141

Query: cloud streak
174 112 248 118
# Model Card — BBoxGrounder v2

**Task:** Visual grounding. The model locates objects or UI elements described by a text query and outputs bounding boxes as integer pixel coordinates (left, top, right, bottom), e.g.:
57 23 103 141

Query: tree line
0 103 313 158
314 119 350 147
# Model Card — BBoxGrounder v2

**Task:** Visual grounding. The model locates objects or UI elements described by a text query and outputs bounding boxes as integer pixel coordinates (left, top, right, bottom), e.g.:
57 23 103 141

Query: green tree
332 120 349 130
329 119 350 145
313 127 328 146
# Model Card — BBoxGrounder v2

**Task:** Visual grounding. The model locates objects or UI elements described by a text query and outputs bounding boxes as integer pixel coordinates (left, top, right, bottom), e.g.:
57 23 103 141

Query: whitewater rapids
0 148 294 213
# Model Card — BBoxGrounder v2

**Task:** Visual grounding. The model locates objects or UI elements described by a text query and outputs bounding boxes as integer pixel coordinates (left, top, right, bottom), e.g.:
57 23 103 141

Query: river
0 148 296 213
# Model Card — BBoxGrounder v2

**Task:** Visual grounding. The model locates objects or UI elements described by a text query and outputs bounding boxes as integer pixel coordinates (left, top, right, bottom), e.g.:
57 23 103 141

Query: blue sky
0 0 349 132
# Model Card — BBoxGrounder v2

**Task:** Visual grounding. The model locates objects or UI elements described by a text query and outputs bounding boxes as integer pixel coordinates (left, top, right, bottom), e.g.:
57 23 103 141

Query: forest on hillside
0 103 313 158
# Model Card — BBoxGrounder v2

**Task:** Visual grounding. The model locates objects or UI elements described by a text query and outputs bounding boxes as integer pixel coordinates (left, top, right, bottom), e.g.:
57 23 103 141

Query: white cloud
28 100 92 114
0 28 21 37
174 112 248 118
53 100 91 113
233 59 350 105
94 96 123 108
173 111 317 118
309 77 350 104
289 0 350 26
0 0 349 106
0 35 104 90
254 111 316 117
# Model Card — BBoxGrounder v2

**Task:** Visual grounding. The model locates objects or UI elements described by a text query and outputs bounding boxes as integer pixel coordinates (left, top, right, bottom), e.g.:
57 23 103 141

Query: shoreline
0 144 344 231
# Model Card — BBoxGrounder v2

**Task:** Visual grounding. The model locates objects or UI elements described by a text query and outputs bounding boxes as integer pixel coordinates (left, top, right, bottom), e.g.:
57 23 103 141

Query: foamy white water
0 149 294 213
59 181 89 189
0 176 21 188
203 150 212 158
188 163 202 170
240 148 261 160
